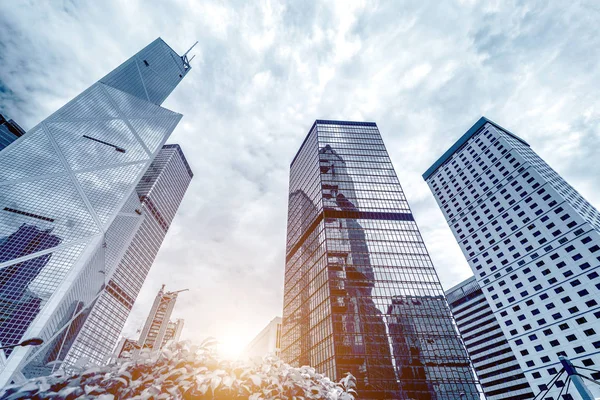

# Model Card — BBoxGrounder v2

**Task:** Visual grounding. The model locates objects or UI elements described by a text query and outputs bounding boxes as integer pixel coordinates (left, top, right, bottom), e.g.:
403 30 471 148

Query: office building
58 144 193 368
0 114 25 151
138 285 187 351
243 317 282 359
446 276 534 399
0 38 193 384
423 117 600 399
282 120 479 399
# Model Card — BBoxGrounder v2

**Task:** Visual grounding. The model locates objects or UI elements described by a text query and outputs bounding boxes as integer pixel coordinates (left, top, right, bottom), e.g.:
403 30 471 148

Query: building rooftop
290 119 377 167
0 113 26 137
163 143 194 178
422 116 529 181
445 275 477 295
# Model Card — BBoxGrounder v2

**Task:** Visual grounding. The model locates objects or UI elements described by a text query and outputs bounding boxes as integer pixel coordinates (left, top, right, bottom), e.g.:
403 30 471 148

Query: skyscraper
423 116 600 399
138 285 187 351
0 114 25 151
57 144 193 368
0 38 193 385
446 276 534 399
243 317 282 359
282 120 479 399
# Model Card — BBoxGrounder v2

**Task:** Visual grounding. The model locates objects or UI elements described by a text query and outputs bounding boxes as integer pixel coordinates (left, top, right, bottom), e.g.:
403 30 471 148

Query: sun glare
216 334 248 360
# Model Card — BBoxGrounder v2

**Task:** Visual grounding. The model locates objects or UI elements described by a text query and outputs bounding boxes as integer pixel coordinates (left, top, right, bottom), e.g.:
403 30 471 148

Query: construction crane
166 288 189 296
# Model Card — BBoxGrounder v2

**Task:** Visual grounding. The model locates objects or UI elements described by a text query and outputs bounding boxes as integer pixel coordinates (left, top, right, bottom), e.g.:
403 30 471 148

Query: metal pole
559 356 595 400
182 41 199 57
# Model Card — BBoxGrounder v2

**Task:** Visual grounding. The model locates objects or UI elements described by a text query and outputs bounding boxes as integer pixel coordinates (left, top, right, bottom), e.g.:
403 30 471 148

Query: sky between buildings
1 0 599 358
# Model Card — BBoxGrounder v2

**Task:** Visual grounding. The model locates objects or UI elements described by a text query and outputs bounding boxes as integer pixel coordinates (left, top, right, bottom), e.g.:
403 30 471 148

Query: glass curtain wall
282 120 479 399
0 38 190 384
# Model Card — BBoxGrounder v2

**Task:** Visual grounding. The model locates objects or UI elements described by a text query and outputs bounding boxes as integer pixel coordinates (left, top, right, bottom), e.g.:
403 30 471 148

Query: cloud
1 0 600 356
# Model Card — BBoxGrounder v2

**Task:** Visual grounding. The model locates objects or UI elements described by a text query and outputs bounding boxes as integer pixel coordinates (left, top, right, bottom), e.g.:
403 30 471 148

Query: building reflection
285 189 319 367
388 296 476 399
320 145 399 397
0 224 61 355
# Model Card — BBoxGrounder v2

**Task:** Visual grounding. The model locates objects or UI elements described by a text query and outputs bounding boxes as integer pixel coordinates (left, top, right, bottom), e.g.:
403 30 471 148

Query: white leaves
6 340 357 399
58 386 80 397
198 383 209 394
200 336 218 348
16 382 39 392
84 384 99 394
210 375 221 392
222 374 234 388
249 374 262 387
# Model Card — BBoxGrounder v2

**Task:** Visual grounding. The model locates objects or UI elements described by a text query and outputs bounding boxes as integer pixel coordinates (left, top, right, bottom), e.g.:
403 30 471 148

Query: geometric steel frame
0 38 190 385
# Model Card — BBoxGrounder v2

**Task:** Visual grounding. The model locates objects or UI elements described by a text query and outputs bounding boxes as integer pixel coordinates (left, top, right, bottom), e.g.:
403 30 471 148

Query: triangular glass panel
135 40 185 105
102 84 180 119
46 119 150 171
47 84 120 122
100 58 149 103
0 126 65 182
76 162 146 226
0 175 100 263
128 115 182 154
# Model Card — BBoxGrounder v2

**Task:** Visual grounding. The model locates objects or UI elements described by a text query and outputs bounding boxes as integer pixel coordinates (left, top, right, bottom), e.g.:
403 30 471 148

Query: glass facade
282 120 479 399
56 144 193 368
0 38 191 384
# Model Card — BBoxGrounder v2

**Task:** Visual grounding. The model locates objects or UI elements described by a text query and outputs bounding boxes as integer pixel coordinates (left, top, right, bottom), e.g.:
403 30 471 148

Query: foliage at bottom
0 339 356 399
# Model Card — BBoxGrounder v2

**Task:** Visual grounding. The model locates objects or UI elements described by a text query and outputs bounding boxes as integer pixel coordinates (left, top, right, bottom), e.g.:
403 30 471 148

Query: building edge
422 116 530 181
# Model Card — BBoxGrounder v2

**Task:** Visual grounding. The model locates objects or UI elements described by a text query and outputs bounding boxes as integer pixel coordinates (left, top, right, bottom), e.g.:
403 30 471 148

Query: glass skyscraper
0 38 192 385
281 120 479 399
424 117 600 399
57 144 193 368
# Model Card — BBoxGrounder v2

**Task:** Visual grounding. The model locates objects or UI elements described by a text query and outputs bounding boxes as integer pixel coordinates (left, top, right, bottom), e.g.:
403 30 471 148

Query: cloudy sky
1 0 600 358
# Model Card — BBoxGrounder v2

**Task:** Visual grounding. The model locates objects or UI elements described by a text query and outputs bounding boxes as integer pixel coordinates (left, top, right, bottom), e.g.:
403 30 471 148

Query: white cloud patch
1 0 600 356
